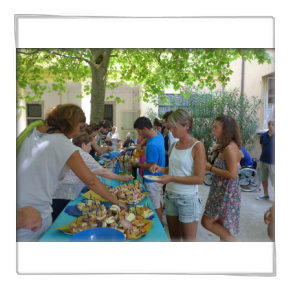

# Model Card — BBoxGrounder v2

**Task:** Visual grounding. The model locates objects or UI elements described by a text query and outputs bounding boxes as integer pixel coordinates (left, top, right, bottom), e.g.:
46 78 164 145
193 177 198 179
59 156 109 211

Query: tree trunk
89 48 113 124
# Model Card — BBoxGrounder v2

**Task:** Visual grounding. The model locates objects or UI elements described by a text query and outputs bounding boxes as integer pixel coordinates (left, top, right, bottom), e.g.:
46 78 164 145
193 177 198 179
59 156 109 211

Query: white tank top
166 139 200 195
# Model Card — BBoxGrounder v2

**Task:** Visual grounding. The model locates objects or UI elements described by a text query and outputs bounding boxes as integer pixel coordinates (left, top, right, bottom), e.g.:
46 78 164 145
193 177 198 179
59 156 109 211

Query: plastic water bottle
109 160 114 172
127 160 132 176
131 157 139 179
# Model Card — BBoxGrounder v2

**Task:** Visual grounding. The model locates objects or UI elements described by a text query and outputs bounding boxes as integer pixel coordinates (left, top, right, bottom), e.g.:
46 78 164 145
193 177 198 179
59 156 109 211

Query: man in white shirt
106 126 120 151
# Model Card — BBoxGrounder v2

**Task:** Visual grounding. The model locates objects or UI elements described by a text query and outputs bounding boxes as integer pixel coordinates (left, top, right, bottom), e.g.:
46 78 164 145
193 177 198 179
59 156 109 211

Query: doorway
104 104 113 126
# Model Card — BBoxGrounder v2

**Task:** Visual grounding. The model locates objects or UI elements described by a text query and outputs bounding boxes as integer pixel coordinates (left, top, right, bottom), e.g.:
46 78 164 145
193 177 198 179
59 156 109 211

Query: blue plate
101 153 110 159
69 227 125 242
98 160 105 166
108 151 120 159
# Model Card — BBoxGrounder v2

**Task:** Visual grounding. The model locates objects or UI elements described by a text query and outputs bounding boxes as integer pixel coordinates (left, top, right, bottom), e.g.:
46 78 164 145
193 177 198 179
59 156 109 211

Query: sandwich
132 220 145 227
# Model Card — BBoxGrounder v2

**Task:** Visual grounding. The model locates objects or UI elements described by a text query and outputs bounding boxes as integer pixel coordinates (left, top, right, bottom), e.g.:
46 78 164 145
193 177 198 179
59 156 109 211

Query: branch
48 50 91 65
65 49 90 60
17 49 91 64
17 49 42 55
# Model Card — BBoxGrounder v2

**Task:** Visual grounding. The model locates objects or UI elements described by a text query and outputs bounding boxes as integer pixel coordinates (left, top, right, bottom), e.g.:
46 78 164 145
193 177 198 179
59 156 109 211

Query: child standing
201 115 242 242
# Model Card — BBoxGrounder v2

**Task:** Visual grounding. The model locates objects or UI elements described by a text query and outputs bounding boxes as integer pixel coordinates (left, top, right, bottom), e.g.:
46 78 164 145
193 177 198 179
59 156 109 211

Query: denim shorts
164 191 202 223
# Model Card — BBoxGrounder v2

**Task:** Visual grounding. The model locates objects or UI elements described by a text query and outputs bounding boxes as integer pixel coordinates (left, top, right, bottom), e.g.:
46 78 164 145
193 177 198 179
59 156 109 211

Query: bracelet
210 166 213 172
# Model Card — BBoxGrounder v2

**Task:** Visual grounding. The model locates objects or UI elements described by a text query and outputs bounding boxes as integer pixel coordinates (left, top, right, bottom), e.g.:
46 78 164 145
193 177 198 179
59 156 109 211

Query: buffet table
39 173 169 242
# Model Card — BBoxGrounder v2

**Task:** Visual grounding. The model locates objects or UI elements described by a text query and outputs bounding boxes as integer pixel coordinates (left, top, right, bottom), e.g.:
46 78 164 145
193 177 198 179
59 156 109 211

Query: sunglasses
79 123 86 131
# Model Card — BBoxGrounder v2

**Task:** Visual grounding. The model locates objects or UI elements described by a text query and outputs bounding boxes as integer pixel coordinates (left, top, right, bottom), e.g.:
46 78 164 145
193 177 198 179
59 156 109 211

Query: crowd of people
16 103 275 243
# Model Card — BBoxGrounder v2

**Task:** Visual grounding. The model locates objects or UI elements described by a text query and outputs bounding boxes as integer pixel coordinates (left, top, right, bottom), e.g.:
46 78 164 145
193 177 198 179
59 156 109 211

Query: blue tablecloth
39 174 169 242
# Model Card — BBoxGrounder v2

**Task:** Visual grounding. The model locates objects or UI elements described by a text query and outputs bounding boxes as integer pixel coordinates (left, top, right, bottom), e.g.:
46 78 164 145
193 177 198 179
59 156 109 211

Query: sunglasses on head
79 123 86 131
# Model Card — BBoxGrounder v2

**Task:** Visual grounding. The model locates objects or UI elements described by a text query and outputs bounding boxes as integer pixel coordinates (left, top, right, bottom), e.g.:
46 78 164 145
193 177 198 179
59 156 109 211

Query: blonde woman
149 109 206 242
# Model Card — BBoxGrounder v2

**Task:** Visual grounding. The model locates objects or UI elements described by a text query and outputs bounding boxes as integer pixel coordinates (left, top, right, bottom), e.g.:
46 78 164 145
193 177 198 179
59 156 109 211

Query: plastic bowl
69 227 125 242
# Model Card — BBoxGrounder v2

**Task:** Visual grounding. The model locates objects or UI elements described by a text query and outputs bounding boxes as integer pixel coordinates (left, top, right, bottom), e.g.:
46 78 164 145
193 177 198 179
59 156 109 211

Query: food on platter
109 204 121 215
129 205 154 219
118 210 129 220
82 182 148 205
135 214 144 221
120 219 133 230
132 220 145 227
57 204 153 241
125 213 136 222
77 199 101 214
125 226 141 239
104 216 116 225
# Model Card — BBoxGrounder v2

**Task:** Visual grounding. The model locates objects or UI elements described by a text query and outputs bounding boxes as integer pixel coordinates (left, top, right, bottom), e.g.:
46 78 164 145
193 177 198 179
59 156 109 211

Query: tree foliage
144 107 160 125
16 48 272 123
172 87 262 160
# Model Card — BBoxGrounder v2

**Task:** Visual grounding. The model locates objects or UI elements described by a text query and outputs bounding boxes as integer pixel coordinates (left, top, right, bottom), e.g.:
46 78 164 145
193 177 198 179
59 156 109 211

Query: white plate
143 175 160 181
128 146 136 149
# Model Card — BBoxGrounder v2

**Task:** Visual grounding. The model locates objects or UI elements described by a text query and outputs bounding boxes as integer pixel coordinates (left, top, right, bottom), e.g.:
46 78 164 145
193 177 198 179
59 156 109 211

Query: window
264 75 275 129
158 94 189 117
26 101 44 125
104 104 113 126
27 104 42 117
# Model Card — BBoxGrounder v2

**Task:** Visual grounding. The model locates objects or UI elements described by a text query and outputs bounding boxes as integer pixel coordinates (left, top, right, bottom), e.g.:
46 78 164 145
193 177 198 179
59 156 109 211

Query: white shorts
144 181 163 209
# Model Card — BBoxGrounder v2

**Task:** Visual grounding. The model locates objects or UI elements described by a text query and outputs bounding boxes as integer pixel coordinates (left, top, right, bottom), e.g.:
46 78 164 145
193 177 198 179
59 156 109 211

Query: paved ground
162 179 274 242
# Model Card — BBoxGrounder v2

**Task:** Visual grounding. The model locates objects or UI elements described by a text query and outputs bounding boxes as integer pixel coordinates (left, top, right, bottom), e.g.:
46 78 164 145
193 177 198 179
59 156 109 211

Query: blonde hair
167 109 193 133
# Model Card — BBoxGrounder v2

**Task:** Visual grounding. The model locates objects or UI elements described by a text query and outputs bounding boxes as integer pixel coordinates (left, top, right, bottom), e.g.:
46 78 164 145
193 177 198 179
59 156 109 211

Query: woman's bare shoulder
224 142 240 160
192 139 205 156
192 139 204 149
225 141 239 149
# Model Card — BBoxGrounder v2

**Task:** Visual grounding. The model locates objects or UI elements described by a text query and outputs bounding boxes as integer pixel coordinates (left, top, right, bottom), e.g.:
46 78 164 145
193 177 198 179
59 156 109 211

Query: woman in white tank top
149 109 206 242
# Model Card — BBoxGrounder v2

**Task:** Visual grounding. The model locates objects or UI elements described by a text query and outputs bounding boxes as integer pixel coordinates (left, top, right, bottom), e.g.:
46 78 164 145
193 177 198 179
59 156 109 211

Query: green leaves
17 48 272 123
